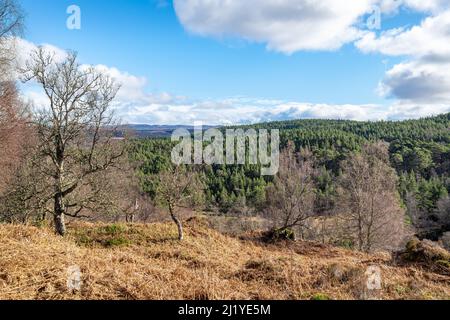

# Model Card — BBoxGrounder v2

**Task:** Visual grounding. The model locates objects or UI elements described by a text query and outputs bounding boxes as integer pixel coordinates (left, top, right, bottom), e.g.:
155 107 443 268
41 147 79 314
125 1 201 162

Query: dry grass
0 217 449 300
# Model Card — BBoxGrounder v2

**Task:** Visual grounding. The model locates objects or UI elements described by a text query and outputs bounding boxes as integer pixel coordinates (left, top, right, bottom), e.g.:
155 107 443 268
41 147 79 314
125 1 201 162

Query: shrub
102 224 128 235
400 238 450 275
264 228 296 242
311 293 331 300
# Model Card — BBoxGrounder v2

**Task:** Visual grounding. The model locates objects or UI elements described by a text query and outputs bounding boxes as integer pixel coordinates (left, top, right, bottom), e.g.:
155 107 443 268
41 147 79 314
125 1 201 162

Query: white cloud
173 0 377 53
378 59 450 103
123 96 446 125
14 38 180 119
15 36 450 126
377 0 450 14
382 101 450 121
173 0 450 54
356 10 450 57
356 8 450 107
89 64 149 102
172 0 450 111
398 0 449 13
14 38 67 68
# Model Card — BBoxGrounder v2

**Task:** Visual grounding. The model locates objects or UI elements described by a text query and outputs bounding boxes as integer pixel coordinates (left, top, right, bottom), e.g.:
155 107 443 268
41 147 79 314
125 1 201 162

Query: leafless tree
337 142 406 252
0 83 29 194
20 48 124 235
0 0 26 194
436 197 450 229
0 152 48 224
155 166 204 240
264 142 317 240
87 156 145 223
0 0 22 37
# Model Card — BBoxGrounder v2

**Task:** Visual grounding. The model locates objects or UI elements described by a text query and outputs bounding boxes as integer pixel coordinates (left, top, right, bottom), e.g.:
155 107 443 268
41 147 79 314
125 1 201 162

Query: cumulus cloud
14 38 67 67
173 0 377 53
356 7 450 107
376 0 449 14
377 59 450 103
126 97 386 125
357 7 450 99
173 0 450 54
396 0 449 13
89 64 148 102
356 10 450 57
171 0 450 110
14 38 180 119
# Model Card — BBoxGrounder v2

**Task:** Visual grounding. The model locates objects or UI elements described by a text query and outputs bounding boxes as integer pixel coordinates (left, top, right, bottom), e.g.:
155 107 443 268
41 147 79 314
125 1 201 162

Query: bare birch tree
21 48 123 235
265 142 317 240
155 166 204 241
337 142 406 252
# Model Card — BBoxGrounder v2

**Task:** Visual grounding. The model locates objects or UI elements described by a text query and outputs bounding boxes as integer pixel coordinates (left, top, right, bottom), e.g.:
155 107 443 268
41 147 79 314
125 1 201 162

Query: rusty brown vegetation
0 218 448 300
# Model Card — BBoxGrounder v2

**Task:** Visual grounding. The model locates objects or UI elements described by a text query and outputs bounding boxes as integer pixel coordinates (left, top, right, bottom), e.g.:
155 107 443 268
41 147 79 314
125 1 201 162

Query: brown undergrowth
0 217 448 300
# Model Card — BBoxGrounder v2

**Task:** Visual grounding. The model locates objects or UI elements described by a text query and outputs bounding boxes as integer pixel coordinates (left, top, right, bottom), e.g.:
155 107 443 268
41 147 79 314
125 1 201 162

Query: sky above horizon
16 0 450 125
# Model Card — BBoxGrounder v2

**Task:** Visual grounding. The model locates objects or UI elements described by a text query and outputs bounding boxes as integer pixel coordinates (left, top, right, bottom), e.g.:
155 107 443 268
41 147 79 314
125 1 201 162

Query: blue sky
17 0 450 125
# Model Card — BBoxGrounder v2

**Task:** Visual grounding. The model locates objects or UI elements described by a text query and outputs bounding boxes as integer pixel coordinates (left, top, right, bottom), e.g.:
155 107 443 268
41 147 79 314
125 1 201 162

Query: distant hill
120 124 217 138
121 113 450 140
230 112 450 143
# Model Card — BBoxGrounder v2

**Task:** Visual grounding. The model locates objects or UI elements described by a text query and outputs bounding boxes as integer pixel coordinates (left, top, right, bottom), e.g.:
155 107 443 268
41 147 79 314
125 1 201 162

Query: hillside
123 113 450 139
235 113 450 142
0 219 449 300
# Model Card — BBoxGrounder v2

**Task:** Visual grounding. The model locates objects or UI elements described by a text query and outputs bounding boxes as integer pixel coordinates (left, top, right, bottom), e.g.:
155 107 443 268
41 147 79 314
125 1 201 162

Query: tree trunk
53 140 67 236
54 213 66 236
169 205 183 241
54 193 66 236
357 210 364 251
172 215 184 241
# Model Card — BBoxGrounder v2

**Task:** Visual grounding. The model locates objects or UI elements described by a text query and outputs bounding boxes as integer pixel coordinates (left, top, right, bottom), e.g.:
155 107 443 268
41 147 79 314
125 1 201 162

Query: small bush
336 239 354 250
400 238 450 275
264 228 296 242
311 293 331 300
102 224 127 235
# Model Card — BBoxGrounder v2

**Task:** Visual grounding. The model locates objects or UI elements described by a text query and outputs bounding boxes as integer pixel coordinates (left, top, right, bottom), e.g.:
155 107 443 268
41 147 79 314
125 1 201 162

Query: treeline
236 116 450 232
129 114 450 248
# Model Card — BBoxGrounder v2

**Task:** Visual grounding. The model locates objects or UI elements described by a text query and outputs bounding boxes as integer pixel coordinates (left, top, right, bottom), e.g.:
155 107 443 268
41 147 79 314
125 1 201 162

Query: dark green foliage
128 138 175 199
102 224 128 235
129 138 271 213
129 114 450 223
203 164 270 213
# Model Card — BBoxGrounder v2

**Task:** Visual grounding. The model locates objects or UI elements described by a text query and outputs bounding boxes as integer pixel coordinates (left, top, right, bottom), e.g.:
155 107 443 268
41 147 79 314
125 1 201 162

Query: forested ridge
129 113 450 245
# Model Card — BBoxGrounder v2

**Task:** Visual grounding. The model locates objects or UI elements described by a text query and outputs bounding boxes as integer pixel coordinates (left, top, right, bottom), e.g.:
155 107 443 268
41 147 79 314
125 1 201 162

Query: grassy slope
0 218 449 300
